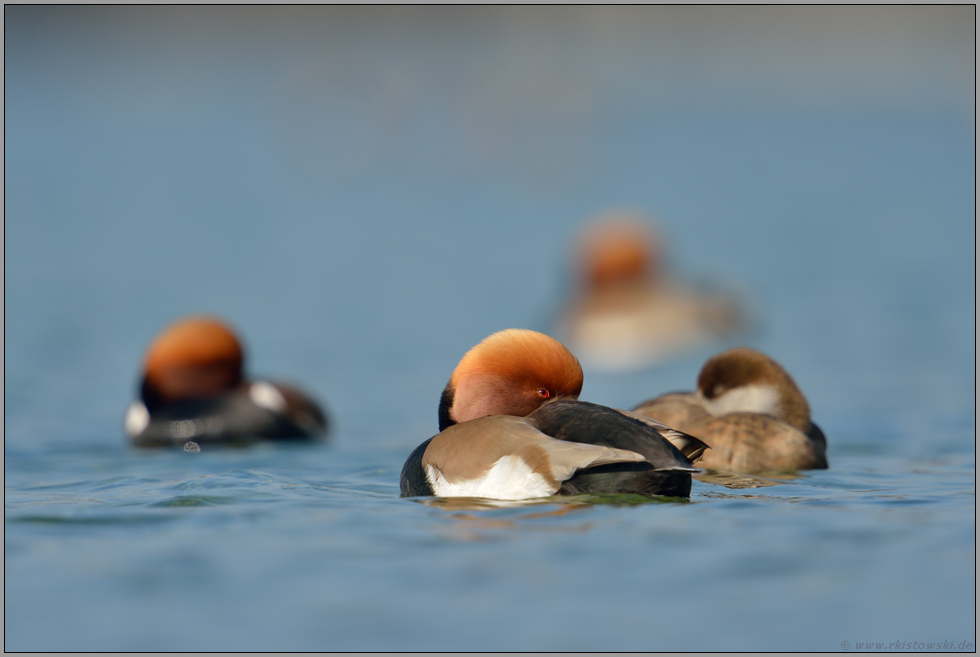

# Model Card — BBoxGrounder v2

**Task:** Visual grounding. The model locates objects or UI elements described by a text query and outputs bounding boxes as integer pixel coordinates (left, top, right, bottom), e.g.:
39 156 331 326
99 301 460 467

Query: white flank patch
703 384 780 417
124 402 150 437
427 455 557 501
250 381 287 413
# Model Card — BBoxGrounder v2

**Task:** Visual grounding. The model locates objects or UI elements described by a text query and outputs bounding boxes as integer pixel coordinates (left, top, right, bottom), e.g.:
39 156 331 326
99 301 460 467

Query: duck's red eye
538 388 550 399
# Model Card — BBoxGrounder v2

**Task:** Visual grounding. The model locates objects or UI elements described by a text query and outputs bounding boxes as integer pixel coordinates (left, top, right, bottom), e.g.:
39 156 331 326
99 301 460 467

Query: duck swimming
632 347 827 473
557 212 746 371
400 329 707 500
124 316 328 448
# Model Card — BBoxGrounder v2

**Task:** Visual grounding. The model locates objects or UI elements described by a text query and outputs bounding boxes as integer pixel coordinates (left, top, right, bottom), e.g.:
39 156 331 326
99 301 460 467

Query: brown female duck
632 347 827 473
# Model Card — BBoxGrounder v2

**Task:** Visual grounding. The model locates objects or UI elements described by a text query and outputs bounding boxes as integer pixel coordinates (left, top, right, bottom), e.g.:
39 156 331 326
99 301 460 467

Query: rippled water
6 441 975 650
5 7 976 651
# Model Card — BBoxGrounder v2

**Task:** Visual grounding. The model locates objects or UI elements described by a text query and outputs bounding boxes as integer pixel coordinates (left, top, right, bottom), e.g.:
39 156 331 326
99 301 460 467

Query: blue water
5 7 976 651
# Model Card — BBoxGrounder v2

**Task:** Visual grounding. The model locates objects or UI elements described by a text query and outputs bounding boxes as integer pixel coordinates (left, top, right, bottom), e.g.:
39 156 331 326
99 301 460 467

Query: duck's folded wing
529 399 699 472
615 409 710 464
419 415 647 500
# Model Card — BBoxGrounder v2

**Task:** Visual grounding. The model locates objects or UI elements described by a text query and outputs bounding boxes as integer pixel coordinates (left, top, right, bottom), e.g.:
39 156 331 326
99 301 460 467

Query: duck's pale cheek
704 384 780 417
426 456 557 500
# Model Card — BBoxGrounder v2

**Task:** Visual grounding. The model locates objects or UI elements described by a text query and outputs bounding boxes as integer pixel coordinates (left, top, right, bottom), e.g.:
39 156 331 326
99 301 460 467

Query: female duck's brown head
438 329 584 430
141 316 245 408
696 347 811 432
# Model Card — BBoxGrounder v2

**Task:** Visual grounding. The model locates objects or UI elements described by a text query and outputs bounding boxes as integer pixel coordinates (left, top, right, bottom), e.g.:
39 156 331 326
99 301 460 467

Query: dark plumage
131 382 328 448
531 399 696 497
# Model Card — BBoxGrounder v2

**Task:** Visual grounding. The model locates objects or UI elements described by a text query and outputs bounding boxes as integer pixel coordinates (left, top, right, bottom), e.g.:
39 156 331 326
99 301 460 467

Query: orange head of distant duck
576 213 664 290
439 329 584 430
140 316 245 408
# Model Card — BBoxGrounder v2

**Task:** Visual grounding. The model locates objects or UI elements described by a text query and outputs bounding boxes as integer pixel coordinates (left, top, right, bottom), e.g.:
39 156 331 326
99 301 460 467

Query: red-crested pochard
557 212 745 370
632 347 827 473
400 329 707 500
124 316 327 448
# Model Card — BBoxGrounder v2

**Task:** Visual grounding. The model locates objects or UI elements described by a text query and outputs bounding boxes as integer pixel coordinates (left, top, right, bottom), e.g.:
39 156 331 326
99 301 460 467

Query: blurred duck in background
124 316 328 449
632 347 827 473
557 211 746 371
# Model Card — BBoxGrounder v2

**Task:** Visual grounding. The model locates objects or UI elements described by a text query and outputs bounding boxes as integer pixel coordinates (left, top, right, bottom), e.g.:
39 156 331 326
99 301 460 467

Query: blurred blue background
5 6 975 651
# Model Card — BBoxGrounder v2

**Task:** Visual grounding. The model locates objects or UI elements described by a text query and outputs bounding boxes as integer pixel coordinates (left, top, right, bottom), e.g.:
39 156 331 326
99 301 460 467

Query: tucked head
439 329 584 430
141 316 245 406
696 347 811 431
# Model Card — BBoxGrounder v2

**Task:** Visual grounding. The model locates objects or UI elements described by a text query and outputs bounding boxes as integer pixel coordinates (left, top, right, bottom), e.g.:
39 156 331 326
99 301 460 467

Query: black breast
400 437 435 497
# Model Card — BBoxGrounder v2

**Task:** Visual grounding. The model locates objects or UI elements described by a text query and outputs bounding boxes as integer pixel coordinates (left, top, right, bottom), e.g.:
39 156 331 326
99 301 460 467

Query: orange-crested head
439 329 583 430
142 316 245 404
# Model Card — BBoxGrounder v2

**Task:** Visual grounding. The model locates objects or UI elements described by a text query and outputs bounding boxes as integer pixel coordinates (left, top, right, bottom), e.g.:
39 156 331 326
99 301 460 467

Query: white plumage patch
249 381 287 413
704 384 780 417
124 402 150 437
427 455 558 500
